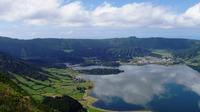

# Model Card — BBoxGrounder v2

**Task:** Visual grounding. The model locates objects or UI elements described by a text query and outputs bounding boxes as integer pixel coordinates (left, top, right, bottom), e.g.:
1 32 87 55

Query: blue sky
81 0 198 11
0 0 200 39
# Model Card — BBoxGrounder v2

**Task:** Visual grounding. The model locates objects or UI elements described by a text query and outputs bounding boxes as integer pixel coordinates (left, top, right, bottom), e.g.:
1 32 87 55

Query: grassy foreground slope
12 68 91 102
11 67 103 112
0 71 43 112
0 52 89 112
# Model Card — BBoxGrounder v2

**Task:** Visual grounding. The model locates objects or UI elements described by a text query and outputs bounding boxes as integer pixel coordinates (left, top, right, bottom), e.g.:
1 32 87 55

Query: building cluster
132 56 174 65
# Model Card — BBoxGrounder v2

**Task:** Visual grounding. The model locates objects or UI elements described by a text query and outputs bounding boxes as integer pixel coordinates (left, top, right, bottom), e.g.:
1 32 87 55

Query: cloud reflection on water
81 65 200 105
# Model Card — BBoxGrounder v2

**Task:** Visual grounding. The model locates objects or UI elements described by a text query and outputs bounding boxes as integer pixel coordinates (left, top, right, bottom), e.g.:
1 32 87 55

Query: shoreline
75 63 198 112
81 88 151 112
75 64 155 112
81 89 108 112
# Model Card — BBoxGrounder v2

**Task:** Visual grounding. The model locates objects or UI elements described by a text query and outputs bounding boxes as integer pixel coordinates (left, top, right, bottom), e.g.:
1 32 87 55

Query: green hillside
0 36 199 65
0 71 43 112
0 53 87 112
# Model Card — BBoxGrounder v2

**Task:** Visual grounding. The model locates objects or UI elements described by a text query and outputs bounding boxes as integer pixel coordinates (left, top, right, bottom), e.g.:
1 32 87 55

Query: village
130 56 175 65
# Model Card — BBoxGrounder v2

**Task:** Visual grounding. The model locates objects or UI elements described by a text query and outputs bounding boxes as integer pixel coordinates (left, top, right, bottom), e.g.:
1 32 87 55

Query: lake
75 64 200 112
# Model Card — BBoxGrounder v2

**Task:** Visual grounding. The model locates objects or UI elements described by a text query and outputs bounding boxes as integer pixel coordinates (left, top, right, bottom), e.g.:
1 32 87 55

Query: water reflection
80 65 200 111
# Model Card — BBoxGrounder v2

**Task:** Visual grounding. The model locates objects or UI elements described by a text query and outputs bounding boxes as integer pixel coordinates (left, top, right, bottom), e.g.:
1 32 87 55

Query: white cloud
0 0 59 21
178 3 200 27
0 0 200 28
91 2 176 28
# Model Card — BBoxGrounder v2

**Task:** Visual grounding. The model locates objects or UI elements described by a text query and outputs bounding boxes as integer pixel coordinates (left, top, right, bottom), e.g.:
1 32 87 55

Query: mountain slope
0 36 199 64
0 71 43 112
0 52 48 80
0 52 87 112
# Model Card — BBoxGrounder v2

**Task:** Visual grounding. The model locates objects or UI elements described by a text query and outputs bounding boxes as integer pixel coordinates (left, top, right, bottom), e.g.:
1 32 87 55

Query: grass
11 68 103 111
88 107 105 112
186 54 200 66
0 73 43 112
152 49 172 57
12 68 89 100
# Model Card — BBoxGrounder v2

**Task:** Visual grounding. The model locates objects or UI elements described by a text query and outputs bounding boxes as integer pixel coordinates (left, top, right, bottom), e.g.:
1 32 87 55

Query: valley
0 36 200 112
1 0 200 111
11 68 98 111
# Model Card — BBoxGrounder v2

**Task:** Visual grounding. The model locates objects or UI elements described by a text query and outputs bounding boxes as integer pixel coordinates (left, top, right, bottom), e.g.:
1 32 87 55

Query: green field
152 49 172 57
11 68 103 111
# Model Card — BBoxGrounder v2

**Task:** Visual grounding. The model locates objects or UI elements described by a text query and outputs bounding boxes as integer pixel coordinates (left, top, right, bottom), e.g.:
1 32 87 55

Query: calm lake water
75 65 200 112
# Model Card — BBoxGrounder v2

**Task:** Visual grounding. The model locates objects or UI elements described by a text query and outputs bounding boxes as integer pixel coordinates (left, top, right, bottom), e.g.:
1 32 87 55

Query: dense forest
79 68 124 75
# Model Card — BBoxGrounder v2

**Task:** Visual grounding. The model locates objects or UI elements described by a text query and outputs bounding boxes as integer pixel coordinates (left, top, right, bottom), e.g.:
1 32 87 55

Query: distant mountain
0 36 199 64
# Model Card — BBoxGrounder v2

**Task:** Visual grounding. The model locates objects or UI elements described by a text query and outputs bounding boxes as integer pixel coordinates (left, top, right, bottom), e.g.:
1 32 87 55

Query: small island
78 68 124 75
